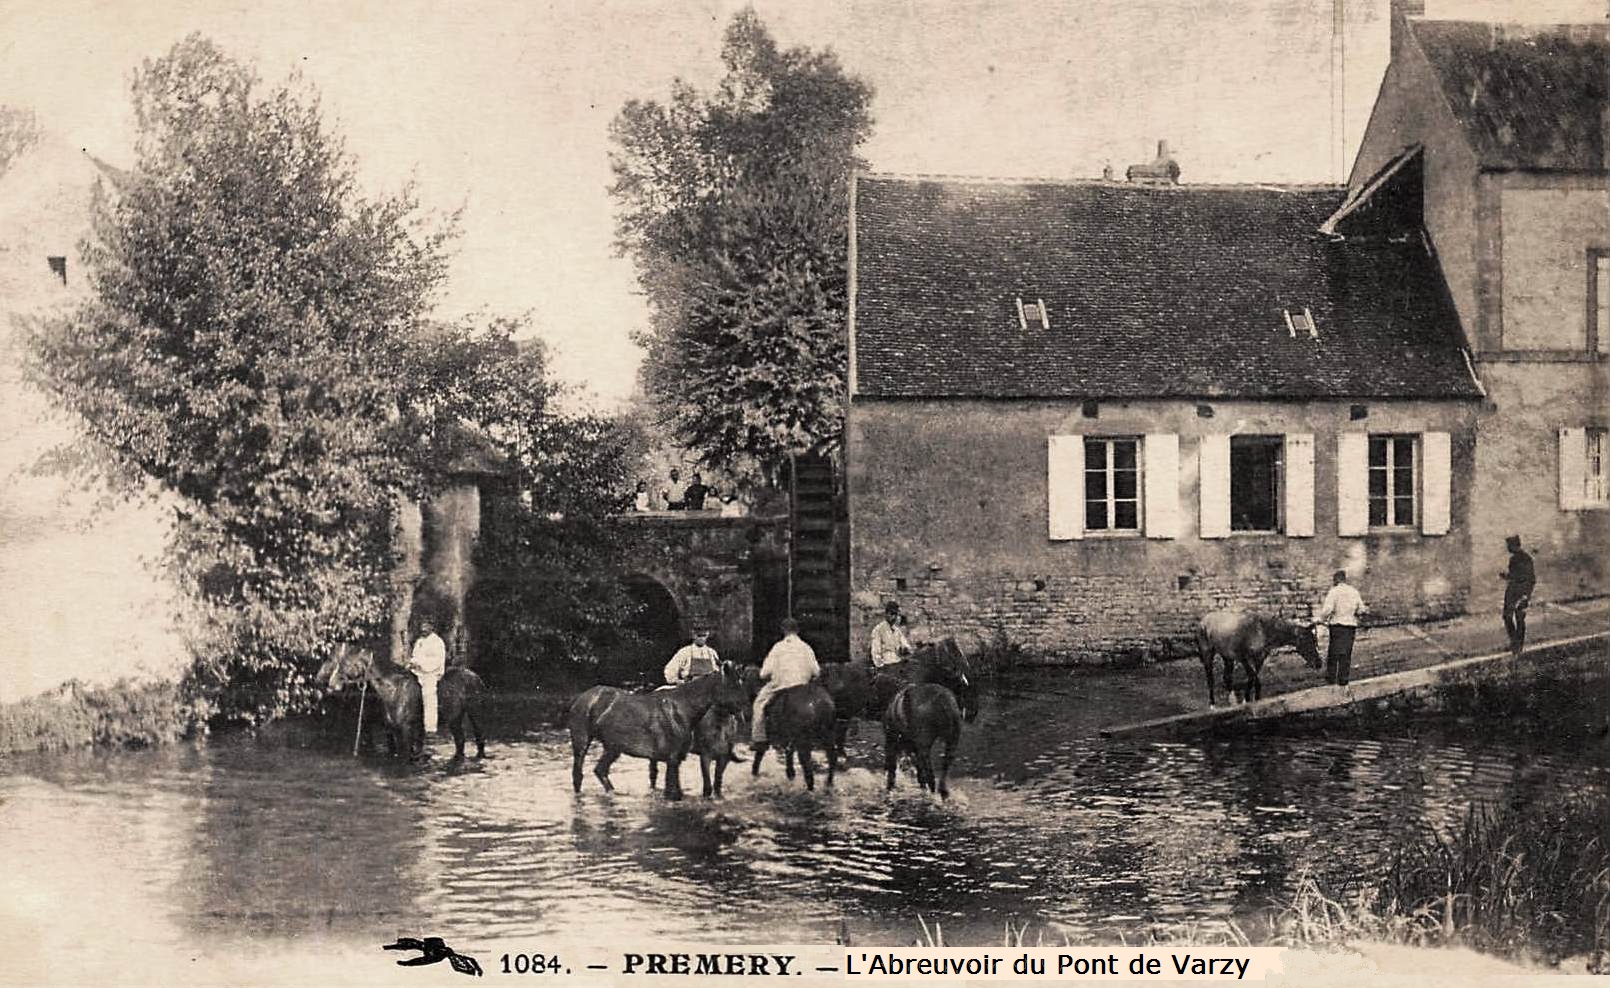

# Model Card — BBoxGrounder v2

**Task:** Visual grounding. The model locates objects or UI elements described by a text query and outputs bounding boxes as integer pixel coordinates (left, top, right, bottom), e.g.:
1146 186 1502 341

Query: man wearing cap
1316 569 1367 687
1500 535 1536 656
409 619 448 735
869 601 913 668
663 625 721 684
751 617 820 749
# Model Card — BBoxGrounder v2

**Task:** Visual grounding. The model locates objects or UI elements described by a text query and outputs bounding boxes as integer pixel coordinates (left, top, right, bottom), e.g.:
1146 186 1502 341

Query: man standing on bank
751 617 820 750
869 600 913 668
410 619 448 736
663 624 720 684
1501 535 1536 657
1316 569 1367 687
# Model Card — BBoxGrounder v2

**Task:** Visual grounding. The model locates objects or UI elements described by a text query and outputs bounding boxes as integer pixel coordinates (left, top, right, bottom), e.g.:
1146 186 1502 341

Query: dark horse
749 680 838 791
319 643 487 761
1196 609 1323 707
821 639 979 756
883 682 964 798
566 662 748 801
648 705 741 798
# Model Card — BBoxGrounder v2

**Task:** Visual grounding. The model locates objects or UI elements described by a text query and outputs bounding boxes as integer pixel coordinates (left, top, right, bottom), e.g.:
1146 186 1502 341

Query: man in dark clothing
682 472 710 510
1500 535 1535 656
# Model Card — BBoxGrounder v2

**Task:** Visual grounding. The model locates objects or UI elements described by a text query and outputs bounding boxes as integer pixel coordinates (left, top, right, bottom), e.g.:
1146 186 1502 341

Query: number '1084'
500 953 562 974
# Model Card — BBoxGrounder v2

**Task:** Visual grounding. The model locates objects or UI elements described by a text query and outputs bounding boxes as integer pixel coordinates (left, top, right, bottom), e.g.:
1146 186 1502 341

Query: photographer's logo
383 937 484 977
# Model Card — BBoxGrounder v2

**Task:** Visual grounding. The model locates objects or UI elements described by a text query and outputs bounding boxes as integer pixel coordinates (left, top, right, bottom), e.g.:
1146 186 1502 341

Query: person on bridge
751 617 820 748
1501 535 1536 657
682 472 711 511
869 600 913 668
662 625 721 684
409 619 448 735
1316 570 1367 687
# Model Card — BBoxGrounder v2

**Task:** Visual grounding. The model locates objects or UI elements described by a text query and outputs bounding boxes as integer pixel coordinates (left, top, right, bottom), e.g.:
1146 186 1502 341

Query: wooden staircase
789 454 847 659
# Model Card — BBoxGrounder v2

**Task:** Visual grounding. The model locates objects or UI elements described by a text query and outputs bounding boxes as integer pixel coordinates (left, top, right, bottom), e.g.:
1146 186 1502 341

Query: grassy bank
1273 792 1610 972
0 679 194 754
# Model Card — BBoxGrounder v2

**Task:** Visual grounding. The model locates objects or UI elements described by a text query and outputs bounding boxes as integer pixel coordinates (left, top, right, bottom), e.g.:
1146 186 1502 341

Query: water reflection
1 678 1606 960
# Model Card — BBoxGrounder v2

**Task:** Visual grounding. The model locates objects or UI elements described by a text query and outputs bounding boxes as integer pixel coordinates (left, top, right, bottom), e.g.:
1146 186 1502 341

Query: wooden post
353 680 367 757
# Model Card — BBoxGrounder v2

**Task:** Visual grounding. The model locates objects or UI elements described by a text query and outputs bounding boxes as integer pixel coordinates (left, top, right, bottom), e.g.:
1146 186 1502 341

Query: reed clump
1273 793 1610 973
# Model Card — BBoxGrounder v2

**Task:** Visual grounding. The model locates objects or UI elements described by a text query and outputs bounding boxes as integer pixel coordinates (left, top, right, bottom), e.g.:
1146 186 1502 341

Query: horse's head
715 661 754 715
320 642 376 690
1292 622 1324 670
918 639 980 723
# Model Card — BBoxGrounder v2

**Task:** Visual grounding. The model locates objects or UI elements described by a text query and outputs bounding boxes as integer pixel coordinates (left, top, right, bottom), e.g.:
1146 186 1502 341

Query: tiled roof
852 175 1483 401
1411 20 1607 172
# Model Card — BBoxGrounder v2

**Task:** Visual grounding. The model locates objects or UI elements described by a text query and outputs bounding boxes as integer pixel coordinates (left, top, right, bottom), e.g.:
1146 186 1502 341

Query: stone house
1346 6 1609 609
846 173 1485 663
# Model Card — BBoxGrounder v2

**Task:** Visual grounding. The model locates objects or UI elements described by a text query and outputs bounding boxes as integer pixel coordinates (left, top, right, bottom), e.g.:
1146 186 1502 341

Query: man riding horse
751 617 820 751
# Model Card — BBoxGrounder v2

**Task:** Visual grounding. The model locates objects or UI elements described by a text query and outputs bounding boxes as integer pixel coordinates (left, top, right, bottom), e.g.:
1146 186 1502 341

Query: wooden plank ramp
1099 630 1610 740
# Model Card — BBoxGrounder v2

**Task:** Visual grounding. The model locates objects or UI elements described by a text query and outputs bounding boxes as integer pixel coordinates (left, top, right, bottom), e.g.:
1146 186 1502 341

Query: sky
1 0 1600 409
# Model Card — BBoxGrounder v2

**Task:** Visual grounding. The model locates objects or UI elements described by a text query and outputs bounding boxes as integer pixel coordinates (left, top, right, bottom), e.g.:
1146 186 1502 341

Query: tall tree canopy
609 8 873 480
27 36 634 722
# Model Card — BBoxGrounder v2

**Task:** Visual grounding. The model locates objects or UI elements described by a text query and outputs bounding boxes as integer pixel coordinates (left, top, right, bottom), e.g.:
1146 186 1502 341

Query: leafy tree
0 106 42 179
609 8 873 480
26 36 630 722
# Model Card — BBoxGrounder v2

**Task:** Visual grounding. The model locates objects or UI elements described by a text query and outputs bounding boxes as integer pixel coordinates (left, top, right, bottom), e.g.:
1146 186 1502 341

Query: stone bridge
609 511 791 665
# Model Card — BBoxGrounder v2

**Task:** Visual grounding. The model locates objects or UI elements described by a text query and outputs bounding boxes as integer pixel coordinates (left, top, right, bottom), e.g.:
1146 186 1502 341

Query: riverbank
0 678 193 753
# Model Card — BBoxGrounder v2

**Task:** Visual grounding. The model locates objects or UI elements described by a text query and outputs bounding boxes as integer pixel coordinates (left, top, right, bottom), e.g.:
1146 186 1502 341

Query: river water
2 666 1606 970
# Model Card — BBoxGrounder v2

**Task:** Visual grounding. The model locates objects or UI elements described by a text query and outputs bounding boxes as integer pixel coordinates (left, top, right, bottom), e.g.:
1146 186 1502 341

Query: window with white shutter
1144 433 1180 538
1337 432 1369 536
1421 431 1451 535
1368 434 1419 528
1284 433 1315 537
1561 427 1609 510
1083 437 1141 533
1199 435 1231 539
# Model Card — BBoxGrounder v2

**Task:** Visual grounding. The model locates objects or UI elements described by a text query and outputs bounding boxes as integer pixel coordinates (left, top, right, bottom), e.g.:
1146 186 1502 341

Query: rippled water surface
3 671 1606 960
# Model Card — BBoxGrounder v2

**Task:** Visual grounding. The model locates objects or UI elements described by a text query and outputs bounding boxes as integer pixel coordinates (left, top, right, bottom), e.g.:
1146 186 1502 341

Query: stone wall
847 397 1480 665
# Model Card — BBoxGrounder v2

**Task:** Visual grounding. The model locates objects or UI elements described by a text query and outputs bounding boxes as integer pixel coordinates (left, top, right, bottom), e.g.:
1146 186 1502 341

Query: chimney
1125 139 1180 185
1389 0 1425 57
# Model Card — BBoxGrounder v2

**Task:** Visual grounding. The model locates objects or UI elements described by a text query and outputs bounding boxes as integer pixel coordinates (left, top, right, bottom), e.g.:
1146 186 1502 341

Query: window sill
1363 526 1423 536
1084 529 1144 539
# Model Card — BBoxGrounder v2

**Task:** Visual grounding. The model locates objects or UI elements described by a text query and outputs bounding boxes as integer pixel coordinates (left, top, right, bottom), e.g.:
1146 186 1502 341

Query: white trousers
419 674 440 734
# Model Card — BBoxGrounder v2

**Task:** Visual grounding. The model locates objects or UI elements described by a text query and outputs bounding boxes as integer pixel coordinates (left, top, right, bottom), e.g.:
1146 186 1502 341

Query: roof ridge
857 171 1345 192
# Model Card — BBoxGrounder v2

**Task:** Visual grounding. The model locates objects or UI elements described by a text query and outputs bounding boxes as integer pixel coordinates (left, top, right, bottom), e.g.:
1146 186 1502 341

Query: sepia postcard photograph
1 0 1606 984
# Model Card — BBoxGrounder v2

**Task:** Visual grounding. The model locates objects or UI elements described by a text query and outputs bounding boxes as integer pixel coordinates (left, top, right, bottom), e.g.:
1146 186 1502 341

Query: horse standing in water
1196 610 1323 707
821 639 979 756
883 682 964 798
319 643 488 761
566 662 748 801
648 707 741 798
749 681 838 791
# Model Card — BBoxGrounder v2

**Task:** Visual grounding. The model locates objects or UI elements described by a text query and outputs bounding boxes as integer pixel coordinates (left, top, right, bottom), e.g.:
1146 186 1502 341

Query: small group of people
1314 534 1538 688
634 468 743 514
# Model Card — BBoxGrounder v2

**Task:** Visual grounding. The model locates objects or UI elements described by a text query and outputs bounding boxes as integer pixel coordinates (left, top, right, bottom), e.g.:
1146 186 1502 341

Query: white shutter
1560 427 1587 510
1338 432 1369 536
1284 433 1315 537
1048 435 1084 540
1144 433 1180 539
1199 435 1231 539
1421 431 1452 535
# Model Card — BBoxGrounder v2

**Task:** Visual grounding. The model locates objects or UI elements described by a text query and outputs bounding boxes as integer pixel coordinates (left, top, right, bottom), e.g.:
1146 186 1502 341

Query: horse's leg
937 733 956 799
824 732 837 789
594 746 620 793
884 726 899 790
798 745 815 791
784 746 797 781
648 759 659 790
1222 655 1237 705
467 707 485 759
448 703 467 761
699 753 713 798
570 724 591 793
1246 657 1263 702
834 717 851 759
915 741 935 793
664 755 685 801
750 742 769 777
1201 652 1218 708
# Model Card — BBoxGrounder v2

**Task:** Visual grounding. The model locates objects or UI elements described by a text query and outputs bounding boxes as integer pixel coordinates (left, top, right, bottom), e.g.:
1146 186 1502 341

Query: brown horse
1196 609 1323 707
883 682 964 798
648 706 741 798
319 643 488 761
749 681 838 791
822 640 979 756
566 662 748 801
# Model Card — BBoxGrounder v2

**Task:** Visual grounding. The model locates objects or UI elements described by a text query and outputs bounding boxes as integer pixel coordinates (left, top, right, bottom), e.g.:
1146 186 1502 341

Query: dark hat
1505 534 1522 548
1333 569 1347 581
780 616 800 634
884 600 901 614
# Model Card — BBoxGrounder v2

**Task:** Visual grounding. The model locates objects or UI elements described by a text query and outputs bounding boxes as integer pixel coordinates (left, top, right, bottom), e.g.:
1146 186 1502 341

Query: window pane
1113 441 1137 471
1113 469 1137 499
1085 440 1106 469
1086 501 1107 530
1230 438 1280 531
1393 439 1413 470
1086 470 1107 501
1369 498 1387 526
1114 500 1138 529
1393 465 1414 495
1369 437 1386 468
1369 467 1387 497
1394 495 1414 524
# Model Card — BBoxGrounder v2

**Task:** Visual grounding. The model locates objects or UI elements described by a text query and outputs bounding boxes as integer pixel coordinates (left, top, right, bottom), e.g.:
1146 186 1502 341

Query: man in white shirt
869 600 913 667
663 626 720 684
751 617 820 746
1316 569 1367 687
409 619 448 734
